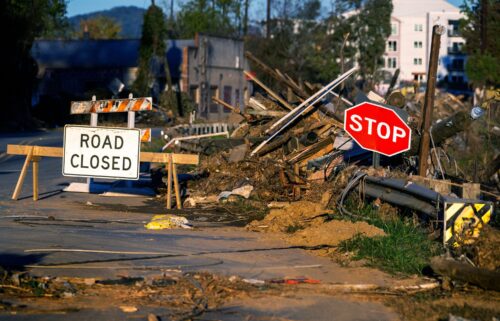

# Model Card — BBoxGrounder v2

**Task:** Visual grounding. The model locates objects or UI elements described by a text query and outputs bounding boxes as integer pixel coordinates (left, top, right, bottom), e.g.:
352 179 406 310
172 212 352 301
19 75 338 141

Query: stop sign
344 102 411 157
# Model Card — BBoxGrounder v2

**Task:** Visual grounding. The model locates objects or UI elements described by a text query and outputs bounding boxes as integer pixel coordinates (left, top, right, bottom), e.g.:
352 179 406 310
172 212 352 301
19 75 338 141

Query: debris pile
161 52 499 279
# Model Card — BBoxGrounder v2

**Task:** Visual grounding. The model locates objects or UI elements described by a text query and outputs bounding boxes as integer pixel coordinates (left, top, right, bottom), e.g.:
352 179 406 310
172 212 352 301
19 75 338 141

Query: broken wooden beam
286 136 335 165
430 256 500 291
7 145 199 165
244 70 294 111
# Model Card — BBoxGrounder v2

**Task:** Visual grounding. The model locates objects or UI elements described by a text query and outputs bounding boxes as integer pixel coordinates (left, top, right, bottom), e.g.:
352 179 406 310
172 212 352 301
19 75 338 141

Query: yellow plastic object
145 214 189 230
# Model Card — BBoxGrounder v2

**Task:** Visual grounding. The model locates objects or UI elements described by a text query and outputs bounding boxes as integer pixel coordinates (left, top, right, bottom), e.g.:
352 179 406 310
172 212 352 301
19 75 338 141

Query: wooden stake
32 156 40 201
12 146 34 200
172 162 182 209
293 163 301 199
418 25 444 176
166 155 173 209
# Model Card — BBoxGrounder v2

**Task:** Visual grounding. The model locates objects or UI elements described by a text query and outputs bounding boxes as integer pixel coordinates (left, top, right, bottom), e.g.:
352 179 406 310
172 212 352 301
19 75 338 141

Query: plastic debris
217 184 254 201
145 214 192 230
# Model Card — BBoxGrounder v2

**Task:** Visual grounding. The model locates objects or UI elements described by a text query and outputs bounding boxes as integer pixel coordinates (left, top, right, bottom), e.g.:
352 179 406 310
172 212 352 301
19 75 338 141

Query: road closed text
63 126 140 180
69 134 132 171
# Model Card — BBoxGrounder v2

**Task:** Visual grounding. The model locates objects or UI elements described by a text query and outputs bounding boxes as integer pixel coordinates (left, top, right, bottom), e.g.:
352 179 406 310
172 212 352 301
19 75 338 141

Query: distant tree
134 2 180 115
334 0 392 83
76 16 122 39
134 3 168 96
460 0 500 87
176 0 242 38
0 0 68 130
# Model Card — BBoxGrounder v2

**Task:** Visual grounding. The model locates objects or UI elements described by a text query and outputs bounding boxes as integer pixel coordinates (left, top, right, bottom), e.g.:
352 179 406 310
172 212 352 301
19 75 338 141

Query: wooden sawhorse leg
165 154 182 210
12 147 34 200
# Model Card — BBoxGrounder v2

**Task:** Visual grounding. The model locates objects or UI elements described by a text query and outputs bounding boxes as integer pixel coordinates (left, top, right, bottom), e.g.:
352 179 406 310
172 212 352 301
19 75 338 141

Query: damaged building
31 34 249 122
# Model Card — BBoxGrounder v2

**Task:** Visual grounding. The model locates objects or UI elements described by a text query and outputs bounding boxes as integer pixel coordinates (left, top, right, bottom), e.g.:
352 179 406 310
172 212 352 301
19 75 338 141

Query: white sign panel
63 125 141 180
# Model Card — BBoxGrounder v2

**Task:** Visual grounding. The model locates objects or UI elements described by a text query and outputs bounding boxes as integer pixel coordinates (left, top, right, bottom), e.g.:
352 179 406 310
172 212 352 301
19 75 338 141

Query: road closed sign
63 125 141 180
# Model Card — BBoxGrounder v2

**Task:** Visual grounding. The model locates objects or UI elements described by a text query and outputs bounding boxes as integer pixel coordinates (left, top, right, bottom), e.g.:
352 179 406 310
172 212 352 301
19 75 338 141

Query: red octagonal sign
344 102 412 157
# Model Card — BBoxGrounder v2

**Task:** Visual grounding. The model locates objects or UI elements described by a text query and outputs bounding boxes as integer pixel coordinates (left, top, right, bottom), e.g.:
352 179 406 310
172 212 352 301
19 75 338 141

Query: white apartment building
383 0 467 92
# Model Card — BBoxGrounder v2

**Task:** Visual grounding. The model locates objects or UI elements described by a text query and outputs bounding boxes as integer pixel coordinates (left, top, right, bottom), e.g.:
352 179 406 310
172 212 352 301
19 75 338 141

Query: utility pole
243 0 249 36
266 0 271 39
418 25 445 176
480 0 488 53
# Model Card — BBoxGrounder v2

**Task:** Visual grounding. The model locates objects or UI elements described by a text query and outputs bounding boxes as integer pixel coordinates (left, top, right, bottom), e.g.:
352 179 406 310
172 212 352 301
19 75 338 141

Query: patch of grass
338 199 442 275
285 224 304 234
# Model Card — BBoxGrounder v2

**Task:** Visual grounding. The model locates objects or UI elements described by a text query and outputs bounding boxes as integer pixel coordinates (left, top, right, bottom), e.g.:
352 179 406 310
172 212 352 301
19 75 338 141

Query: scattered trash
145 215 192 230
119 306 138 313
242 278 265 285
217 184 254 201
269 277 321 285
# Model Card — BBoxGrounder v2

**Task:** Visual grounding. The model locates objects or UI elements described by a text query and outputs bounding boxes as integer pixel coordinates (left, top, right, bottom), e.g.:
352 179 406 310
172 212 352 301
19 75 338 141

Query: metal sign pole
372 152 380 168
87 95 98 190
127 93 135 188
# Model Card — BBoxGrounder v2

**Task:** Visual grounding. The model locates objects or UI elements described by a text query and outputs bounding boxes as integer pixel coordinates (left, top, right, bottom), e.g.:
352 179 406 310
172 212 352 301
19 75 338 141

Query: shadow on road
17 189 63 201
0 253 46 271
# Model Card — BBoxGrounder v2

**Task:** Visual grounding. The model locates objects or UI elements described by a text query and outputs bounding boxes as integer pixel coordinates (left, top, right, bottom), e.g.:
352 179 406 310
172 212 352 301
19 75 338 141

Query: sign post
344 102 411 158
63 126 141 180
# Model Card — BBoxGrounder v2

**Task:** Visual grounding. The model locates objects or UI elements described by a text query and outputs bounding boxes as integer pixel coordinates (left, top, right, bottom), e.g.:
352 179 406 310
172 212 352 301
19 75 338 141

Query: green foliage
285 223 305 233
75 16 121 39
176 0 242 38
0 0 68 130
69 6 146 39
460 0 500 86
465 53 500 87
355 0 393 77
339 220 441 275
246 0 391 88
133 3 168 97
338 201 442 275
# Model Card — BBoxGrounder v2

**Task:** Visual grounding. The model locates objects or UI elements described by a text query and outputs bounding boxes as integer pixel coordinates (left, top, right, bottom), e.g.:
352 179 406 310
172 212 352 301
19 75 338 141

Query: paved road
0 129 401 320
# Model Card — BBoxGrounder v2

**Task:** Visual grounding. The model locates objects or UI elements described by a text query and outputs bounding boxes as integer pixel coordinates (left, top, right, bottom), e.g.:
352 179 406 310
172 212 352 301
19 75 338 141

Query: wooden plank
12 147 34 200
7 145 62 157
244 70 294 111
298 144 335 167
286 136 334 164
246 109 287 117
140 152 199 165
32 157 40 201
7 145 199 165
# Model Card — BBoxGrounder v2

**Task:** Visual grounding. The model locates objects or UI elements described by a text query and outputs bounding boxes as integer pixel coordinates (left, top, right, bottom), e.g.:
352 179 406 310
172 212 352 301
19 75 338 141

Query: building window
387 57 397 68
222 86 232 113
387 41 397 51
391 23 397 35
209 87 219 113
413 58 423 65
413 41 423 48
448 20 460 36
414 24 423 32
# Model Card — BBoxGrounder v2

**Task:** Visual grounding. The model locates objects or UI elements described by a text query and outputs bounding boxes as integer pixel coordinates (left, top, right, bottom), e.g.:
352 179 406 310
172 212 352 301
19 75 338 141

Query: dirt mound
247 200 385 248
287 219 385 247
247 201 333 233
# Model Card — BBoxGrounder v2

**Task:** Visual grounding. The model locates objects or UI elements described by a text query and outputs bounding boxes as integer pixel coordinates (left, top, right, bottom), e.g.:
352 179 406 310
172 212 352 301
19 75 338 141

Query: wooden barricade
7 144 199 209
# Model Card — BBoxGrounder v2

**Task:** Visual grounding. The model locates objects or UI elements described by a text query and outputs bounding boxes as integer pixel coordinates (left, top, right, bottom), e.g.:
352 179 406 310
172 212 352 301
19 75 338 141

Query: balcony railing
447 47 464 54
446 65 465 72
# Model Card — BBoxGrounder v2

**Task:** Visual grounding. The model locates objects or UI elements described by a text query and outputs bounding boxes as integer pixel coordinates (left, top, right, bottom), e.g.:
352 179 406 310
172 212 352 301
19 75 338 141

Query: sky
66 0 466 17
